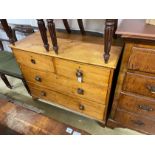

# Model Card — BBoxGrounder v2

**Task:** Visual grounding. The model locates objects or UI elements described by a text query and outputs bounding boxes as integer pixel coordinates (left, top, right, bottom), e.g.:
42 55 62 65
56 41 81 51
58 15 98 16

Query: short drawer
29 83 105 120
118 92 155 119
114 109 155 134
123 72 155 99
128 47 155 74
21 65 108 104
13 49 54 72
55 58 111 87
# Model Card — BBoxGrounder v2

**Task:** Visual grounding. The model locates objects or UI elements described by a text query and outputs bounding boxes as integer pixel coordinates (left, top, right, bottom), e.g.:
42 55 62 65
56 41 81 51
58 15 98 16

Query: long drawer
55 58 111 87
128 46 155 74
29 83 105 120
21 65 108 104
114 109 155 134
123 72 155 99
13 49 54 72
118 92 155 119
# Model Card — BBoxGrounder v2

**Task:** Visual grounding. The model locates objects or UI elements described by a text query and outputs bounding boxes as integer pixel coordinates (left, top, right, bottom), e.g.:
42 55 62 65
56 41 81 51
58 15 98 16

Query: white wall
1 19 123 51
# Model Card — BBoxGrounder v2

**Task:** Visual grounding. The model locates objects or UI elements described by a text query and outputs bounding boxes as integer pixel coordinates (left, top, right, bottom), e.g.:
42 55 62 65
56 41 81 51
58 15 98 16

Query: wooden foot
37 19 49 51
106 118 120 129
47 19 58 54
0 74 12 89
63 19 71 33
97 121 106 128
104 19 115 63
32 96 38 101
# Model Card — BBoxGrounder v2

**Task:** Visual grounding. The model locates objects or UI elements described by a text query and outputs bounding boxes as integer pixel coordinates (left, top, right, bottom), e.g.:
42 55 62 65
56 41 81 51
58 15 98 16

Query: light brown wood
118 92 155 119
54 58 111 87
11 32 122 69
128 46 155 74
13 49 54 72
123 72 155 99
29 83 105 121
21 65 108 104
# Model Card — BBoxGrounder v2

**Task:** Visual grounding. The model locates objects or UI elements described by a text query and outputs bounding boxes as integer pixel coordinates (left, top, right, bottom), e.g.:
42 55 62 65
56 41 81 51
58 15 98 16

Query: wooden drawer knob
79 104 85 110
31 59 36 64
40 91 46 97
35 76 42 82
138 104 153 112
77 88 84 95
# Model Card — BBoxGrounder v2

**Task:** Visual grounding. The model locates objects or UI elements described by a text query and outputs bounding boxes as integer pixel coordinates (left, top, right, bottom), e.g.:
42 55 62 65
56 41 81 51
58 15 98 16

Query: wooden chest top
10 31 122 69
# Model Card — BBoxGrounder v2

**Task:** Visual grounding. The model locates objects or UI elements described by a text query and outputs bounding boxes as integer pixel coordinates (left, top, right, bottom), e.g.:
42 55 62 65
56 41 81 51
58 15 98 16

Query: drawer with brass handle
118 92 155 119
21 65 108 104
29 83 106 121
13 49 54 72
114 109 155 134
123 72 155 99
55 58 111 87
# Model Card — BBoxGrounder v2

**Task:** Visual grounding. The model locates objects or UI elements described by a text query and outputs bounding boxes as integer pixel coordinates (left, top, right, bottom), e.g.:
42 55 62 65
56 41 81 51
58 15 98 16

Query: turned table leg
77 19 85 35
63 19 71 33
47 19 58 54
0 74 12 89
0 19 15 45
37 19 49 51
104 19 115 63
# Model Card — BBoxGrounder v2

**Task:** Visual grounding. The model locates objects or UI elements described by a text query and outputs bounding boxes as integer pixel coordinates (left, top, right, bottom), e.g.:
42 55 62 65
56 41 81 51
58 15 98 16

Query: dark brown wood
77 19 85 35
104 19 115 63
0 20 35 94
0 74 12 89
0 40 4 51
108 19 155 134
0 19 15 45
63 19 71 33
37 19 49 51
47 19 58 54
116 19 155 40
0 99 89 135
22 78 31 94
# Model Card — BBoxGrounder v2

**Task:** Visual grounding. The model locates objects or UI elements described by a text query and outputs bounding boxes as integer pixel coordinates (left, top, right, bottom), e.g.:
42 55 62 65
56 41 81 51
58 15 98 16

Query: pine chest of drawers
11 31 122 124
108 19 155 134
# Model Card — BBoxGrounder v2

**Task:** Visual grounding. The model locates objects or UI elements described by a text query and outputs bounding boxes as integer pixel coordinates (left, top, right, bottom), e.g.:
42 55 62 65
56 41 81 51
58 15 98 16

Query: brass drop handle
31 59 36 64
76 70 83 78
131 120 144 126
35 76 42 82
79 104 85 110
76 70 83 83
40 91 46 97
146 85 155 94
138 104 153 112
77 88 84 95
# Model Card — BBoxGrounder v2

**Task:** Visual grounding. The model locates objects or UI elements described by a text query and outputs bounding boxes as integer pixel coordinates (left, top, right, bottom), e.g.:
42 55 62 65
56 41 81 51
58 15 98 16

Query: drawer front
128 47 155 74
21 65 108 104
55 58 111 87
123 72 155 99
118 92 155 119
13 49 54 72
115 109 155 134
29 83 105 120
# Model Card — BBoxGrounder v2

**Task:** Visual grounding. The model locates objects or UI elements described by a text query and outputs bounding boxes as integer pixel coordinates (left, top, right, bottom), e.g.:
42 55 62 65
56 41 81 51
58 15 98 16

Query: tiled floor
0 76 143 135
